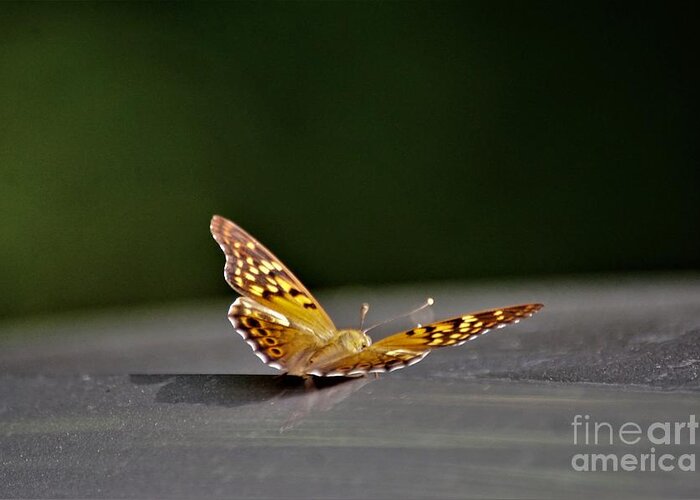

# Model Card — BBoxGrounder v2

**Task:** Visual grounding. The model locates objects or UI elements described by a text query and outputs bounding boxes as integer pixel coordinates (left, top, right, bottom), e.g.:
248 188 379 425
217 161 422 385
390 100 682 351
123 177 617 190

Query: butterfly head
336 329 372 353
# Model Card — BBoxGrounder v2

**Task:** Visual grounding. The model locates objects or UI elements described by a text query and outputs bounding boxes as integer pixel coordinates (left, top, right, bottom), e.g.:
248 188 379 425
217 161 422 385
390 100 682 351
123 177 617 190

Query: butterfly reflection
130 374 374 431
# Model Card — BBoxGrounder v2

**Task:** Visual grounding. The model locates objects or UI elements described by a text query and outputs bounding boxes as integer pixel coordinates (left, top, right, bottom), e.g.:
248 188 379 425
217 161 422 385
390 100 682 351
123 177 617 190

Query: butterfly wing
229 297 325 374
211 215 336 340
312 303 543 376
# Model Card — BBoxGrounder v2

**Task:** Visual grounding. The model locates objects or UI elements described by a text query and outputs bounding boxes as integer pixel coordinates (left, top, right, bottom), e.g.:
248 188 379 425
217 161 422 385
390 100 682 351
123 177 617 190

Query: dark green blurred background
1 1 698 319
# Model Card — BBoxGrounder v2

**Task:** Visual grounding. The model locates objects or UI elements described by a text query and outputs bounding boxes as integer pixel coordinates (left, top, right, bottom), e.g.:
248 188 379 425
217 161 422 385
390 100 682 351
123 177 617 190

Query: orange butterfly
211 215 542 377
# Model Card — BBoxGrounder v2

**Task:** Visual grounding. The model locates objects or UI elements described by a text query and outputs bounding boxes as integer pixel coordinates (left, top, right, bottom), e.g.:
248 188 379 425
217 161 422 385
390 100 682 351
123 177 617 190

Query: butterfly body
211 215 543 377
306 329 372 367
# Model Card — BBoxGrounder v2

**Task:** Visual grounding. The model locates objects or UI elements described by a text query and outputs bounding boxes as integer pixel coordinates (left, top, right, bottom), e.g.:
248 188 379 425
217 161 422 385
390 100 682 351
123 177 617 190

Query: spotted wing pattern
211 215 336 340
229 297 323 374
313 304 543 376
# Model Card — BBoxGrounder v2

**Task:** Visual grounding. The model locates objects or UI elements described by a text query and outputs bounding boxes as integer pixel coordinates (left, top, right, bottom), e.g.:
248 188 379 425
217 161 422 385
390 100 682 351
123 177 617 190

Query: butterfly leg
303 375 317 390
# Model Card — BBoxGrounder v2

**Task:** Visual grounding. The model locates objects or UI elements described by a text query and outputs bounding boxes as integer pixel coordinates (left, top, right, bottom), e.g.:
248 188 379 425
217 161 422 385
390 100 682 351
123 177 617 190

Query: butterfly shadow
129 374 375 431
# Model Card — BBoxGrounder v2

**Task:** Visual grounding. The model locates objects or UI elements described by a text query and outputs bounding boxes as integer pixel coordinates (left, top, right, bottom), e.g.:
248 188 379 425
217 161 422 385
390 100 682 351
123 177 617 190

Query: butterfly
211 215 543 377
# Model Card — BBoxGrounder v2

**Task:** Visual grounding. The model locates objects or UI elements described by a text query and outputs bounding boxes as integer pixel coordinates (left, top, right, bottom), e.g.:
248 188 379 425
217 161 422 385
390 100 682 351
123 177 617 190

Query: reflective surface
1 374 698 498
1 275 699 497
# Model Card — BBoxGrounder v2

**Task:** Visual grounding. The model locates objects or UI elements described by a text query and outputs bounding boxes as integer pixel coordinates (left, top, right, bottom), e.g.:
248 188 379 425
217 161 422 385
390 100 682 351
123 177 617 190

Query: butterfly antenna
363 297 434 334
359 303 370 330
